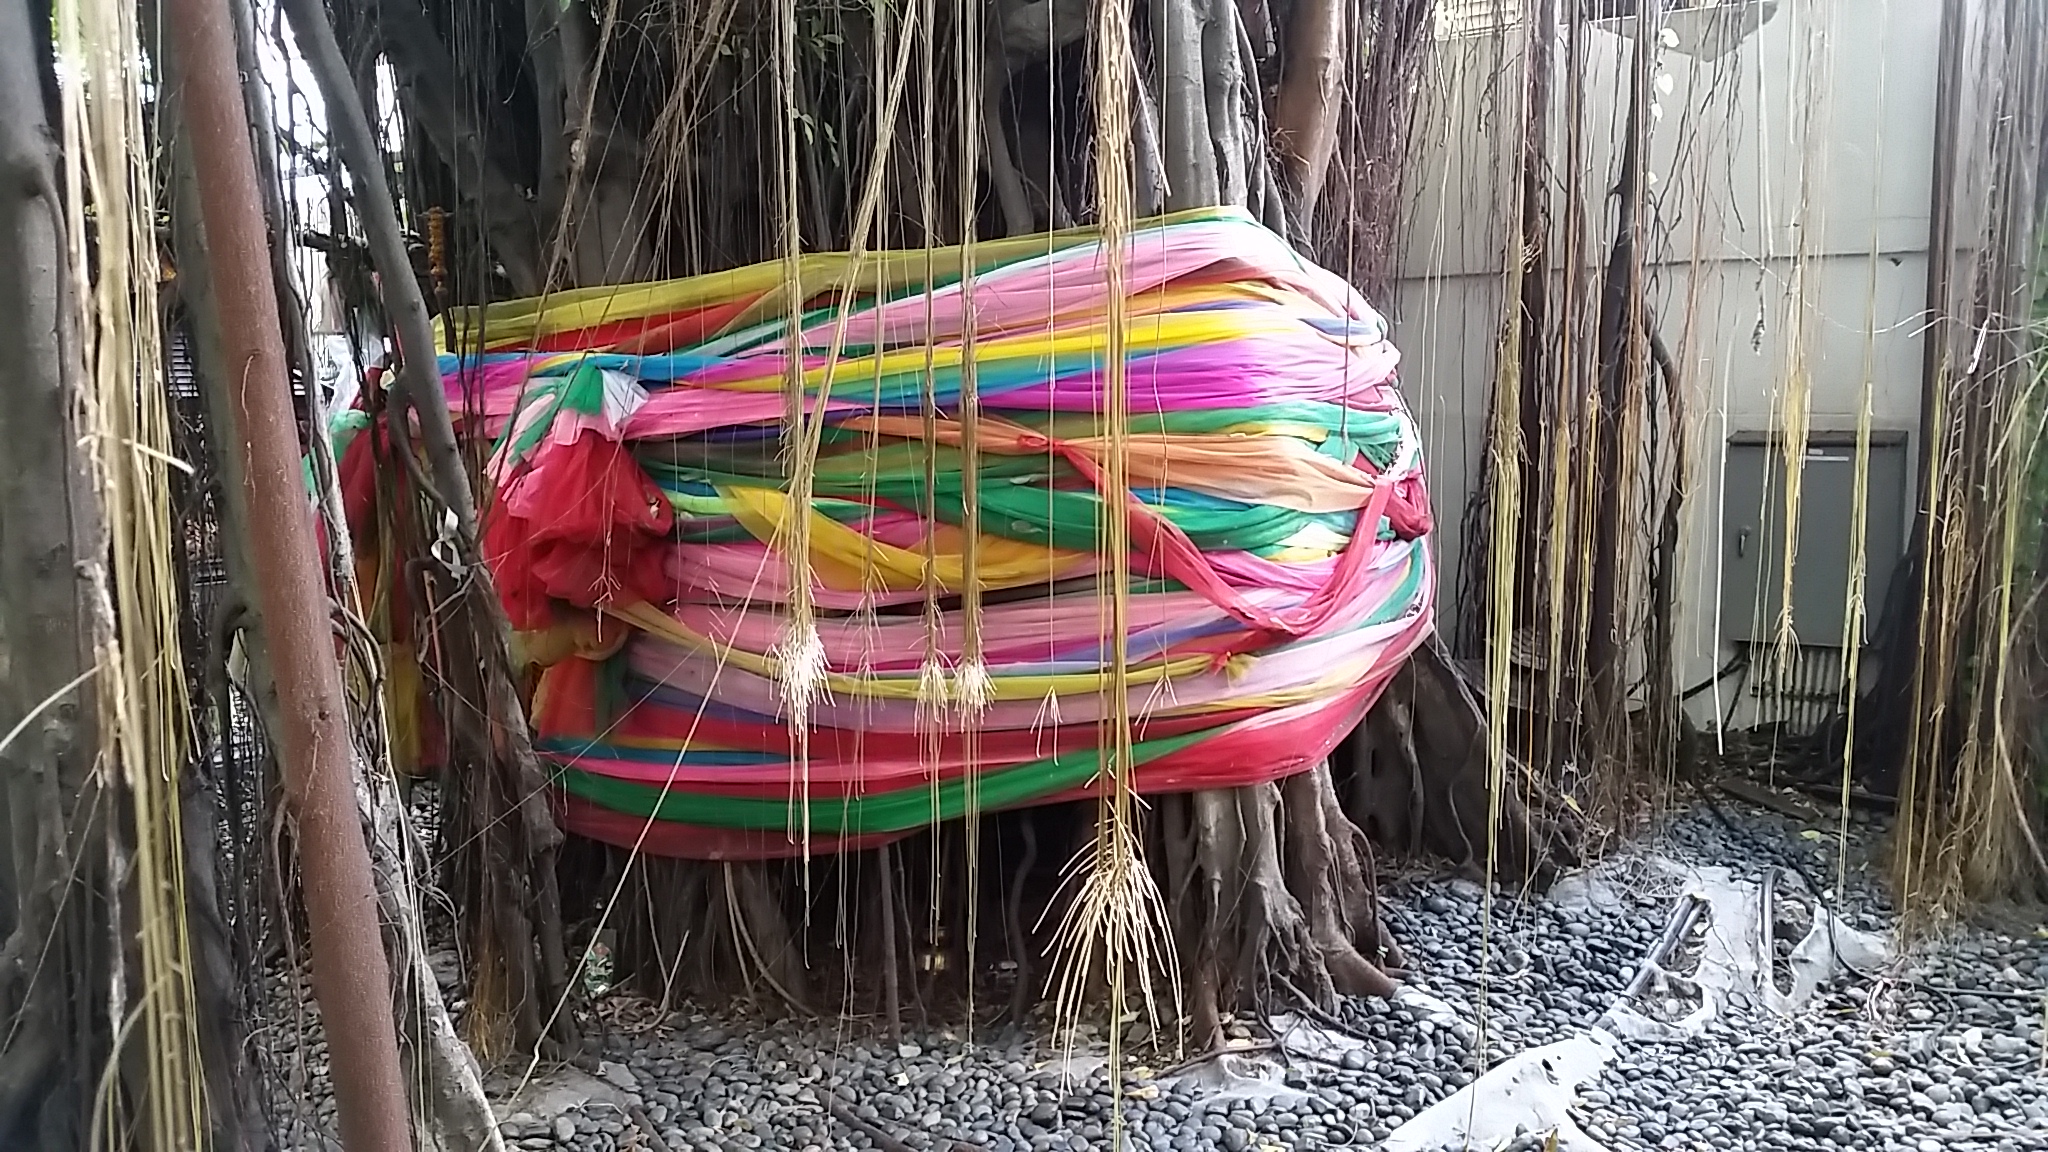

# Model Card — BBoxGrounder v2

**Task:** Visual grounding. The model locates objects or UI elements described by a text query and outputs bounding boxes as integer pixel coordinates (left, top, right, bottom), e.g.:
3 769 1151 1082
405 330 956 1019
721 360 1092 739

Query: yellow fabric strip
696 307 1295 396
440 207 1250 352
718 485 1091 594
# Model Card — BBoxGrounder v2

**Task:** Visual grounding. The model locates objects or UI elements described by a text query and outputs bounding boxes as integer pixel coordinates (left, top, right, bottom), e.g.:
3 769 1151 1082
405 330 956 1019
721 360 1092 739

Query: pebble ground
270 800 2048 1152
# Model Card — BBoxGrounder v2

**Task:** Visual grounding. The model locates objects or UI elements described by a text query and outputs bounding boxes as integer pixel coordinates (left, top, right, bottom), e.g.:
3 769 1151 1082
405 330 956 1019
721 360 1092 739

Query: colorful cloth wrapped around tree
344 206 1436 860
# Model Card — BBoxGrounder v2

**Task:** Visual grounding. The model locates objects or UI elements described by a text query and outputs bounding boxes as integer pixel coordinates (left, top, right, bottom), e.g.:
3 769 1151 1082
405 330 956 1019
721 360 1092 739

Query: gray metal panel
1719 432 1908 647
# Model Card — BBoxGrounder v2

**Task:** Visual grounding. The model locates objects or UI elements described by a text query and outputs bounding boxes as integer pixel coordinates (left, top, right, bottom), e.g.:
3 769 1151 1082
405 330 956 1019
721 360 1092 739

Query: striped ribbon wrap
335 207 1436 859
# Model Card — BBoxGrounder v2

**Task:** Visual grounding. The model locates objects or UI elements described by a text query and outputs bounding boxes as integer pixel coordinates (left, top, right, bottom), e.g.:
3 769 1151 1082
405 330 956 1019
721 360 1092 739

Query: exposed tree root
1341 636 1583 889
611 858 810 1016
592 654 1581 1042
1169 773 1398 1048
1280 764 1401 996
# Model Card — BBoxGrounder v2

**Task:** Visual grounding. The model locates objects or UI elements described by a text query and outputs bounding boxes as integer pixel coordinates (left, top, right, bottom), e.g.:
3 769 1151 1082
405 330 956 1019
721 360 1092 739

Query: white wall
1391 0 1942 724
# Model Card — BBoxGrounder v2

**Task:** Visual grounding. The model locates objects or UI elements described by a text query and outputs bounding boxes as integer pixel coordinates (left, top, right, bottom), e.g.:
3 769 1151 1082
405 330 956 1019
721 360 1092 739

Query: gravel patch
262 799 2048 1152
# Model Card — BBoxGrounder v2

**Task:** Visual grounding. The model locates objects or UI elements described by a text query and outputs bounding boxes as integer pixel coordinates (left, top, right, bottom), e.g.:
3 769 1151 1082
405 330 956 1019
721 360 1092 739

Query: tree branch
285 0 473 542
283 0 573 1057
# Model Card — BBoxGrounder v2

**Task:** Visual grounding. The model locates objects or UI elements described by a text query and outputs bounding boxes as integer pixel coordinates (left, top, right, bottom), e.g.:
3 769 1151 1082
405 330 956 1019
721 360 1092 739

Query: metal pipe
1607 891 1706 1015
160 0 412 1146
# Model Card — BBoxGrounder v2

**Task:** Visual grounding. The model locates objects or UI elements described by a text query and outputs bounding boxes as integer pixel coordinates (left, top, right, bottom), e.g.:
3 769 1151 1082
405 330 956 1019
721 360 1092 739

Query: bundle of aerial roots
336 207 1436 860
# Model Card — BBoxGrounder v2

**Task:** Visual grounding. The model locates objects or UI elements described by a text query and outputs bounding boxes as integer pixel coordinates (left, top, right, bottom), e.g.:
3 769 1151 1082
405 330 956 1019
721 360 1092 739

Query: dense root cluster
589 638 1584 1036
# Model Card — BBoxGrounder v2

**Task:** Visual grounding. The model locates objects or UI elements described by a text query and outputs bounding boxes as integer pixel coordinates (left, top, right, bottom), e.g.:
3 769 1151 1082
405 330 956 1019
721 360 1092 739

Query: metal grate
164 309 286 1135
1436 0 1521 39
1742 642 1848 737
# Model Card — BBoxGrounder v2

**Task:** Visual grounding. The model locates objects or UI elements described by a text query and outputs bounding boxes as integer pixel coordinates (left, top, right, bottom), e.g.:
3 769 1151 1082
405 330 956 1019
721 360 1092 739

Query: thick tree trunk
1151 0 1220 209
0 3 109 1142
181 775 277 1152
1198 0 1246 206
1272 0 1344 225
367 0 543 295
525 0 572 249
550 0 656 286
301 0 1587 1052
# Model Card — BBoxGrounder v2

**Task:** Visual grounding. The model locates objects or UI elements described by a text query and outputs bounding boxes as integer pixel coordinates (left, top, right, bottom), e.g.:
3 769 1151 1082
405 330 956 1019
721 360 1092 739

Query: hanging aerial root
951 658 993 717
915 654 951 730
771 617 829 724
1046 811 1179 1060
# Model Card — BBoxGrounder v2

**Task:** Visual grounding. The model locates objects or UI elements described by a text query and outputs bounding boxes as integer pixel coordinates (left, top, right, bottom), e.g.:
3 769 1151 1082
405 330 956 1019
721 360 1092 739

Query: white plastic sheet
1153 857 1890 1151
1377 858 1889 1151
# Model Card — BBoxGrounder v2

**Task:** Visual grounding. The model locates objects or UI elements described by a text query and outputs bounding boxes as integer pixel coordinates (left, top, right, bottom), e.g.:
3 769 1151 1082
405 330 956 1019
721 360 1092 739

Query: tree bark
1176 764 1406 1041
1198 0 1246 206
363 0 543 295
1131 54 1168 217
998 0 1091 57
162 54 291 1145
181 772 277 1152
1151 0 1220 209
548 0 655 286
354 745 507 1152
0 3 107 1141
1272 0 1345 226
525 0 572 247
1280 763 1398 998
982 60 1038 236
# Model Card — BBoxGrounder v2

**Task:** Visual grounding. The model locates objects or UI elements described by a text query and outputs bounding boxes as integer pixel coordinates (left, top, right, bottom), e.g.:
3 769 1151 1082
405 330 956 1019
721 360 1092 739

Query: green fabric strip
555 726 1210 833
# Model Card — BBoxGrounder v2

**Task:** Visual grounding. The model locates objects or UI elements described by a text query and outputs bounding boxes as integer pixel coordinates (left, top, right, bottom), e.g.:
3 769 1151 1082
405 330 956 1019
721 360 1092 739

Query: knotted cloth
337 207 1435 859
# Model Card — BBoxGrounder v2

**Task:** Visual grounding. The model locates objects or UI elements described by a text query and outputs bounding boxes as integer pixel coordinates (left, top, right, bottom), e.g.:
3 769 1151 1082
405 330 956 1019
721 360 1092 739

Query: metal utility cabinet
1718 430 1909 649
